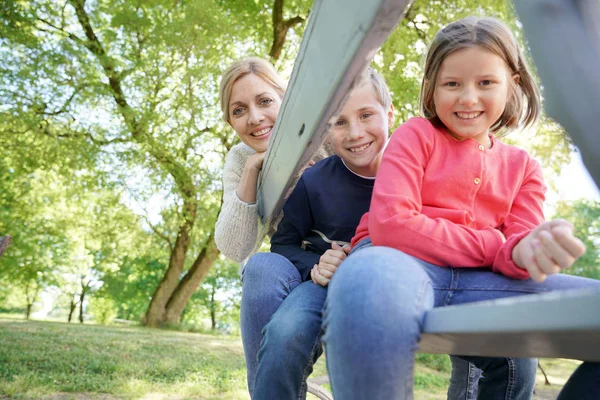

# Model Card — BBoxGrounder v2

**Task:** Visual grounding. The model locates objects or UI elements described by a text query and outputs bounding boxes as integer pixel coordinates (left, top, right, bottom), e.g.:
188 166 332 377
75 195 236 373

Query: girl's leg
323 246 435 400
253 281 327 400
240 252 302 396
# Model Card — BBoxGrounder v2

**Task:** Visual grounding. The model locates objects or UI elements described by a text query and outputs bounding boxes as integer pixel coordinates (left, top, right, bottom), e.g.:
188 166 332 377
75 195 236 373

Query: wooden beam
514 0 600 185
257 0 413 233
420 289 600 360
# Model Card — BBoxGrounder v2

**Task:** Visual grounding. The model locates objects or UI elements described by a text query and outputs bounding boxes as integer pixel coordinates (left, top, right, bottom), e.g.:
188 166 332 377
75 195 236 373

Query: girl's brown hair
419 16 541 134
219 57 287 122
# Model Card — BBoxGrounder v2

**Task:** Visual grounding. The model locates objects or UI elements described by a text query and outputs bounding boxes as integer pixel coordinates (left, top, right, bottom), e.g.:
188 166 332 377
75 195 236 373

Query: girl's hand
311 242 351 286
512 219 586 282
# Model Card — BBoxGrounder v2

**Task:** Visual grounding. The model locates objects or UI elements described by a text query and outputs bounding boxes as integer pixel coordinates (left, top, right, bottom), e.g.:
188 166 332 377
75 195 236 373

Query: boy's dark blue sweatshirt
270 155 375 281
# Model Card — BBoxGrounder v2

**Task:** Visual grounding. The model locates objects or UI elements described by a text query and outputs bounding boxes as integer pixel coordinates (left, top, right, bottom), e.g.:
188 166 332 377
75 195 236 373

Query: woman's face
228 73 282 153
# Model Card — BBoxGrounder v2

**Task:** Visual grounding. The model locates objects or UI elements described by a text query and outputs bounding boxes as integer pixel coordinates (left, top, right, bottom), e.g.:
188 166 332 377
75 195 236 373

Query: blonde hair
419 16 540 134
354 66 393 111
219 57 287 122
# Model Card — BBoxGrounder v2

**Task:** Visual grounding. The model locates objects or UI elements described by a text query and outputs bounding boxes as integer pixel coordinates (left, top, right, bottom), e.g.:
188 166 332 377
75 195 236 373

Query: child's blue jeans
241 251 540 399
322 239 600 400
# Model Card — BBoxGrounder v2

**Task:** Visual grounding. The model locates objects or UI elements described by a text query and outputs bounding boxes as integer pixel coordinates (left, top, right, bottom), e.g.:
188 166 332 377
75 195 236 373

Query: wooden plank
256 0 413 231
513 0 600 185
419 289 600 360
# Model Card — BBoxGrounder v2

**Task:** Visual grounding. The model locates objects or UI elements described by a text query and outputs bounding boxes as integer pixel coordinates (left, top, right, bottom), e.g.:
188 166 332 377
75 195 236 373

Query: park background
1 0 598 398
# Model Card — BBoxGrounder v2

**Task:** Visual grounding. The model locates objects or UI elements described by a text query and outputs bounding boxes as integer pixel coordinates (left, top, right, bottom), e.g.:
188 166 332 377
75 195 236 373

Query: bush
89 297 117 325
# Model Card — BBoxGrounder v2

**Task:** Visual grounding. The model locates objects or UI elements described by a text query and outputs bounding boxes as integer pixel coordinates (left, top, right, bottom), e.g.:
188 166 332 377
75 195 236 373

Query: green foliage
415 353 452 373
184 257 242 332
88 297 118 325
553 199 600 279
0 0 586 325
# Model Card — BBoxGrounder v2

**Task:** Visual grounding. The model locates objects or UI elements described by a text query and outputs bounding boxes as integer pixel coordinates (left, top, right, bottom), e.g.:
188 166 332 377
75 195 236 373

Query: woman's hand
247 152 266 171
236 152 266 203
512 219 586 282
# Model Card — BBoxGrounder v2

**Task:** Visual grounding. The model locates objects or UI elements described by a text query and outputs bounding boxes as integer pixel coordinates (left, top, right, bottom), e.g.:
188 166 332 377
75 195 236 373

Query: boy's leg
557 362 600 400
240 252 302 397
323 245 435 400
253 281 327 400
447 356 481 400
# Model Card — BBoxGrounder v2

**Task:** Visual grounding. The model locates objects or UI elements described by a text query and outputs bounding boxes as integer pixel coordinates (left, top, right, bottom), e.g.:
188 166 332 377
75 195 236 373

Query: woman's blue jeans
322 240 600 400
240 253 302 396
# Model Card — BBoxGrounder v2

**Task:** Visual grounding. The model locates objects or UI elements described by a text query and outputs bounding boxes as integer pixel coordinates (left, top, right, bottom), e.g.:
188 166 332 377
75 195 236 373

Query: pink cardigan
352 117 546 279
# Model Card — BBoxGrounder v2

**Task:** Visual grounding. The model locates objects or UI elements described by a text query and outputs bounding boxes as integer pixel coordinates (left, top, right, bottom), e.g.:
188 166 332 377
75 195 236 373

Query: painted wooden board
256 0 413 231
420 289 600 360
514 0 600 184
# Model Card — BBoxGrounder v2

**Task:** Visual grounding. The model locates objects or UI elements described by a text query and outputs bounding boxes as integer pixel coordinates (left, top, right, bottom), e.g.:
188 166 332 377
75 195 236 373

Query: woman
215 57 288 262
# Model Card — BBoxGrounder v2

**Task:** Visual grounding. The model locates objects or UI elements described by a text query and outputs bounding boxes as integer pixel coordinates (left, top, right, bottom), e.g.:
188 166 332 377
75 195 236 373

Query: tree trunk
24 284 38 320
68 295 77 323
269 0 306 61
163 235 219 325
79 279 87 324
210 287 216 331
144 210 195 327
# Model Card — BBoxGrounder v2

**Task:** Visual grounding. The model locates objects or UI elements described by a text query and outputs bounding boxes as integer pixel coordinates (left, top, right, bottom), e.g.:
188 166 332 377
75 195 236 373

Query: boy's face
328 83 393 177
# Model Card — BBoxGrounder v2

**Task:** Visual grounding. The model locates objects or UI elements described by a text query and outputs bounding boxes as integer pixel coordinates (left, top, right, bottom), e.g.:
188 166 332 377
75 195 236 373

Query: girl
323 16 600 399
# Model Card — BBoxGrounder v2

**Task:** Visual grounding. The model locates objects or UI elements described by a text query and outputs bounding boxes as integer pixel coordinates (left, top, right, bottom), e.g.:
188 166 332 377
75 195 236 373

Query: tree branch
269 0 306 60
36 17 85 45
142 215 174 251
68 0 140 136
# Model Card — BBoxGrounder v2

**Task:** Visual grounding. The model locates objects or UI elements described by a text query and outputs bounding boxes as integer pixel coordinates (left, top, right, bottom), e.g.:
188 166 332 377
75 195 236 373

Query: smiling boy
249 67 394 399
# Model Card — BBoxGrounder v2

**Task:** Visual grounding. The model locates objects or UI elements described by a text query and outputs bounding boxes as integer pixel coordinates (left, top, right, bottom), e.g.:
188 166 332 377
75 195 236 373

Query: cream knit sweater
215 143 270 263
215 142 331 263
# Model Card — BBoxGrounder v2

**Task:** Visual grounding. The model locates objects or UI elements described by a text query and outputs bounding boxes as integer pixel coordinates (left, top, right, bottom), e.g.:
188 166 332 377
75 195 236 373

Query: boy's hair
219 57 287 122
419 16 541 134
354 66 393 112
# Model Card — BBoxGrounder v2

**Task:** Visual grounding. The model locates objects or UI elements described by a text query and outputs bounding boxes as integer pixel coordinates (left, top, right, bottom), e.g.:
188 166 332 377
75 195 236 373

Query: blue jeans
323 240 600 400
253 280 327 399
240 253 302 396
242 253 492 399
449 356 537 400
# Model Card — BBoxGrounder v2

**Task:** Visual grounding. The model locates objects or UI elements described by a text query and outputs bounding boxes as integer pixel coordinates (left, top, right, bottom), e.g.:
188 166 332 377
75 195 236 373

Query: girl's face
328 83 393 177
228 73 282 153
433 46 512 148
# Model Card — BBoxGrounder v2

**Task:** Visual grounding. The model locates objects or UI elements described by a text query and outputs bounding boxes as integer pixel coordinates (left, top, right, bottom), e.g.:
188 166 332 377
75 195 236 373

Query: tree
187 257 242 331
1 0 577 327
553 199 600 279
1 0 312 326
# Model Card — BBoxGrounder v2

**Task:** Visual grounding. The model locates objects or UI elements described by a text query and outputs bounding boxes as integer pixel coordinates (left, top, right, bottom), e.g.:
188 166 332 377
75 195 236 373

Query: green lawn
0 318 580 399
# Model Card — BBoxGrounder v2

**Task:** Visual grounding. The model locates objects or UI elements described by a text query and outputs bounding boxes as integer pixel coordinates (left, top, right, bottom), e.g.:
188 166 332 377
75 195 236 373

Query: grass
0 319 581 399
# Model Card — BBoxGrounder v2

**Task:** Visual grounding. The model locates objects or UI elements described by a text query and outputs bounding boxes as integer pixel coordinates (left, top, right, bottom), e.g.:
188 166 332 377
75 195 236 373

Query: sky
545 150 600 217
